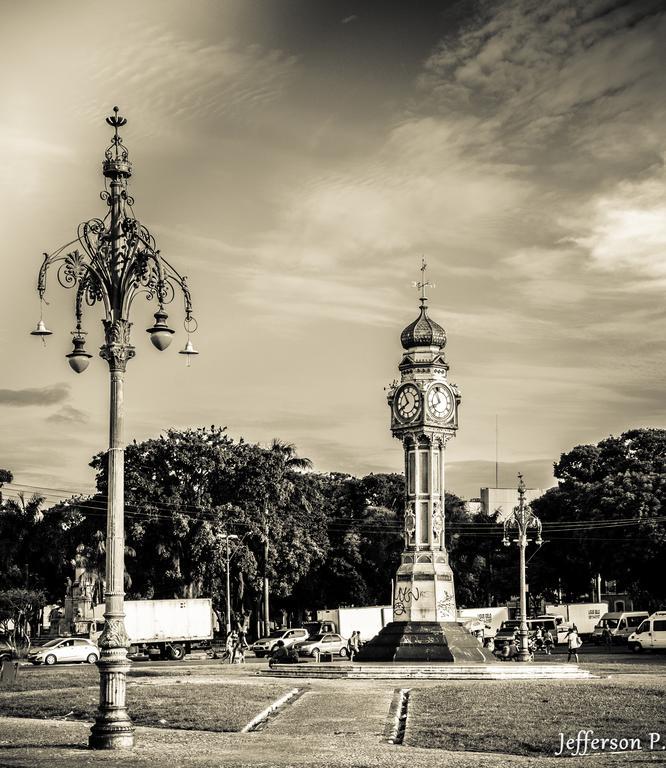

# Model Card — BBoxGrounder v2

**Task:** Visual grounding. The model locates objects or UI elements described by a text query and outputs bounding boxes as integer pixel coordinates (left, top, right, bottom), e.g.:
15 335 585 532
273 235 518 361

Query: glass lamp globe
66 335 92 374
146 309 174 351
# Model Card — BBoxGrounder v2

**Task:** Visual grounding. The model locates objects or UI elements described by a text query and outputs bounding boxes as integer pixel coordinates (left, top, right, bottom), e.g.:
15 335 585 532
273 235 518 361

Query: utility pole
221 533 238 635
262 506 270 637
495 415 499 488
503 474 543 663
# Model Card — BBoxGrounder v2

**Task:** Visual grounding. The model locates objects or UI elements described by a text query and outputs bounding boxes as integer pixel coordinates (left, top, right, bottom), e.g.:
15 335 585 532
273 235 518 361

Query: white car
296 633 348 658
250 628 309 658
28 637 100 666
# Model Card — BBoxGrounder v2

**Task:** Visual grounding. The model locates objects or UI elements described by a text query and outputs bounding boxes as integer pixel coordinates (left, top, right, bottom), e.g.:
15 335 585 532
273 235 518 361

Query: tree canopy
1 426 664 635
531 428 666 608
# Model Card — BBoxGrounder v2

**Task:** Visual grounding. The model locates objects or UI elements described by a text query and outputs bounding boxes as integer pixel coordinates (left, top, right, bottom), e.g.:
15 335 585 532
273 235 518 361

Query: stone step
259 663 593 680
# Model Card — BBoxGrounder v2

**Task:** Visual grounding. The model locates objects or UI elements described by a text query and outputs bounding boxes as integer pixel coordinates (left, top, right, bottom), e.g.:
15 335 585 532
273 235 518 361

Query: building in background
467 486 546 521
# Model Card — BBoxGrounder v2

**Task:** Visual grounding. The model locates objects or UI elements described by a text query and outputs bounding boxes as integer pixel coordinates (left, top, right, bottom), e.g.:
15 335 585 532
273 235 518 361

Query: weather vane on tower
412 255 436 304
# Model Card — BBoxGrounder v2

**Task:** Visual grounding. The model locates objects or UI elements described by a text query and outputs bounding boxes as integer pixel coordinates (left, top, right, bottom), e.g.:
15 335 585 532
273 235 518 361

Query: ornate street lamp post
502 473 542 663
30 108 198 749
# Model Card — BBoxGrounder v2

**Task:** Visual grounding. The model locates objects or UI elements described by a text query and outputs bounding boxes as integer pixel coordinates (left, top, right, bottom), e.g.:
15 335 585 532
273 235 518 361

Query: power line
3 482 665 534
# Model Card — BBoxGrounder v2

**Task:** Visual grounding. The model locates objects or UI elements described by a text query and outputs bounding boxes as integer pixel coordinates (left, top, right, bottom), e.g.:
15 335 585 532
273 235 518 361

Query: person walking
535 626 544 653
567 628 581 663
225 630 238 664
347 631 360 661
544 629 554 655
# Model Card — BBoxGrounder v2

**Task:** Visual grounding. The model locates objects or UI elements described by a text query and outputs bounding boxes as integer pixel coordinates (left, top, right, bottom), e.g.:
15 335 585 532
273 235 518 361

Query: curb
386 687 410 745
240 687 300 733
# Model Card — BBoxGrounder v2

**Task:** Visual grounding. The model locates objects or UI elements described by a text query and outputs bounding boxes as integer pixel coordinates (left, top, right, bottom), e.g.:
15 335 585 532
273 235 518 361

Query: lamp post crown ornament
517 472 526 501
32 107 199 372
31 108 198 749
103 106 132 179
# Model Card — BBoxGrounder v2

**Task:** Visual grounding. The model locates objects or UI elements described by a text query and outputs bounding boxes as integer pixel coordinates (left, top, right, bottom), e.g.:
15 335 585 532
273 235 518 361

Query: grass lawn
0 681 293 732
406 677 666 757
2 664 99 692
4 660 259 692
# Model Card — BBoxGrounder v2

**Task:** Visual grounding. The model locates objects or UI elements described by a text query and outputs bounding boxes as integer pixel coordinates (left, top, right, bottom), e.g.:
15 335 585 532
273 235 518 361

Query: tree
0 489 45 592
294 473 405 610
446 493 514 607
87 428 328 634
531 428 666 608
215 439 324 630
90 426 236 601
0 588 45 653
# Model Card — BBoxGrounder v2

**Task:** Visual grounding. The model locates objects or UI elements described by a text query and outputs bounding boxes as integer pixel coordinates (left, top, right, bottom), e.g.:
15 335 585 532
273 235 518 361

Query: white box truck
458 607 509 639
316 606 392 642
545 603 608 637
93 598 215 660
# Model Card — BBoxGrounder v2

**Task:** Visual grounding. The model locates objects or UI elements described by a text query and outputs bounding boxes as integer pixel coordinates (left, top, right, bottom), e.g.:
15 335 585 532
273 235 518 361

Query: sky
1 0 665 503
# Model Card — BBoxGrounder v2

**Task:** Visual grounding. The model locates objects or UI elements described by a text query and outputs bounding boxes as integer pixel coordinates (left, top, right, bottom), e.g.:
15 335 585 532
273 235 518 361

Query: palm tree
261 440 312 634
0 491 44 590
72 528 135 613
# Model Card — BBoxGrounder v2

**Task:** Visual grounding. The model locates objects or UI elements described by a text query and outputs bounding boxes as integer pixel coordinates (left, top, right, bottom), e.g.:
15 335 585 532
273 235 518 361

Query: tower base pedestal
356 621 493 663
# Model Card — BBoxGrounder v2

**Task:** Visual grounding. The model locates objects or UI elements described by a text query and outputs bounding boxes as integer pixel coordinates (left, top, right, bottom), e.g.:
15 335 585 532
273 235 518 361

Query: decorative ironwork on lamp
31 106 198 373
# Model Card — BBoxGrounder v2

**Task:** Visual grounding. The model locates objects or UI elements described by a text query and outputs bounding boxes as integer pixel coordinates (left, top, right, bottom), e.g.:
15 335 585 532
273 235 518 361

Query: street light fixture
31 108 197 749
502 473 543 663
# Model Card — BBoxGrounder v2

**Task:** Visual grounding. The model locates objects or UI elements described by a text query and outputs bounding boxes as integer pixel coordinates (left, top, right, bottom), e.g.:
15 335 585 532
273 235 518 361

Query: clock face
395 384 421 421
427 383 454 421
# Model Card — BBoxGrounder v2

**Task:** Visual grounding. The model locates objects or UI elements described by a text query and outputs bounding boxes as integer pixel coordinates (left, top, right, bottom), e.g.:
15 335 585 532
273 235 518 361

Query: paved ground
0 650 662 767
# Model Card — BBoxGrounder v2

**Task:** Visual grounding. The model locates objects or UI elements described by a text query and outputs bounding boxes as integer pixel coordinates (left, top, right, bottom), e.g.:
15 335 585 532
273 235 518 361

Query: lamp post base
88 655 135 750
516 630 532 663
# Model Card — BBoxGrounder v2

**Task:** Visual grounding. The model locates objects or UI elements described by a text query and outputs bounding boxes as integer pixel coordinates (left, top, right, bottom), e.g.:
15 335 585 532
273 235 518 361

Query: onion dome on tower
400 284 446 350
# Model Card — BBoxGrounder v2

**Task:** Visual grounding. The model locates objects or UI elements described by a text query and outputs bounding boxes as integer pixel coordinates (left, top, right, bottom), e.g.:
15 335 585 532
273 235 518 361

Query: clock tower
388 260 460 623
358 260 487 662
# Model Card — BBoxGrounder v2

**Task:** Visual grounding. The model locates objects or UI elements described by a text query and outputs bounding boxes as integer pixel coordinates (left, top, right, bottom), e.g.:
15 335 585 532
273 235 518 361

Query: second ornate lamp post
502 473 543 662
31 108 198 749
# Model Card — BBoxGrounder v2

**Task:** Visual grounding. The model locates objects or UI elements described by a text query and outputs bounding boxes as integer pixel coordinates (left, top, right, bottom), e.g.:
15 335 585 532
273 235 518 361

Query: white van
628 612 666 653
592 611 649 644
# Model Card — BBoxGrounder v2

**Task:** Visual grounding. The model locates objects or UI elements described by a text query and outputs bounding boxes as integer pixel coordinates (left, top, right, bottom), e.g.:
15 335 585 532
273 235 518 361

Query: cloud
232 113 528 328
47 404 89 425
231 0 665 341
84 23 298 136
421 0 664 150
0 384 70 407
576 169 666 282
